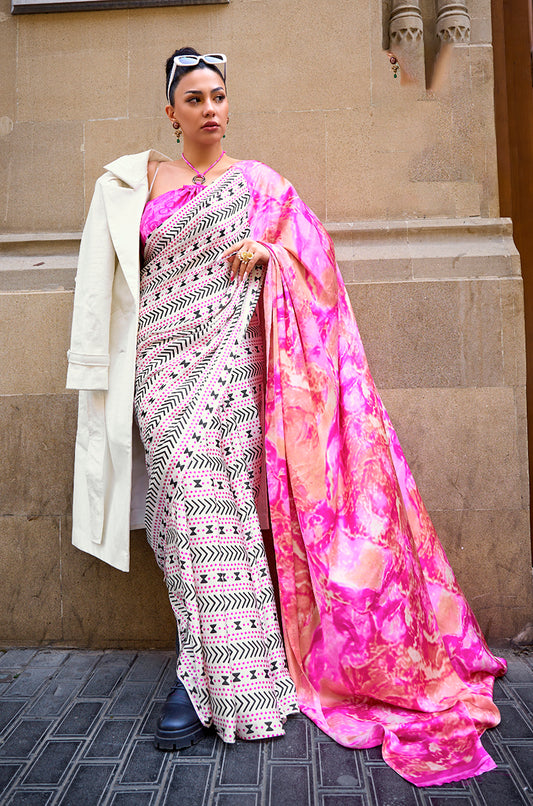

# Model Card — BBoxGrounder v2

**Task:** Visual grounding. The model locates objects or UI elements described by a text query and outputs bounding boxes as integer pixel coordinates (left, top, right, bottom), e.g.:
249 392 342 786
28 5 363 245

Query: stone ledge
0 217 520 291
0 233 81 292
329 217 521 282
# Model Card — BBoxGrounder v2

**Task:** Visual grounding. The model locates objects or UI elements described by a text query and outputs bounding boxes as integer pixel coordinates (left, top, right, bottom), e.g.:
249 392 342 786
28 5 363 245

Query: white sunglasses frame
166 53 227 102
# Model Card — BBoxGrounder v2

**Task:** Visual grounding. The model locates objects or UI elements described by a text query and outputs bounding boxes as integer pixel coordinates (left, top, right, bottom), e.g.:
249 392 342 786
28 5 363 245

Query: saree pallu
237 160 506 786
135 159 505 785
134 169 299 742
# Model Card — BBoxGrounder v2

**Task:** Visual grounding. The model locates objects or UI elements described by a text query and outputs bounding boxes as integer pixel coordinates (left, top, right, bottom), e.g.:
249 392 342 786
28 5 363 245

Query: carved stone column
388 0 424 84
436 0 471 43
389 0 424 46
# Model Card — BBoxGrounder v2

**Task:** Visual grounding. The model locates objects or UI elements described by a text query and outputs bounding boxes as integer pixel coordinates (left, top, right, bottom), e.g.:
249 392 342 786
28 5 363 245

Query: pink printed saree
237 160 506 787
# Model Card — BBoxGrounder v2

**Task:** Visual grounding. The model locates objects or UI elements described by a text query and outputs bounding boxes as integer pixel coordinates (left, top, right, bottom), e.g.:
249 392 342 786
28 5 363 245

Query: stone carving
436 0 471 43
389 0 424 45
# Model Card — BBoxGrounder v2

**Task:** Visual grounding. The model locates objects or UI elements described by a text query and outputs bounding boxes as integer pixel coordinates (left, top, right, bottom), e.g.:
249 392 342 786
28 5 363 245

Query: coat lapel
101 149 171 303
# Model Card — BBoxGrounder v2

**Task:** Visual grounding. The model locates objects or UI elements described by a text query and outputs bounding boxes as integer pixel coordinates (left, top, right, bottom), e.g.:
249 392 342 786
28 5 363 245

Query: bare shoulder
147 160 159 184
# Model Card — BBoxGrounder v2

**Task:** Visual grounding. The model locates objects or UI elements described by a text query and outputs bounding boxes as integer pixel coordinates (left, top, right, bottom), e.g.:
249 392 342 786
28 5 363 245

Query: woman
67 47 506 786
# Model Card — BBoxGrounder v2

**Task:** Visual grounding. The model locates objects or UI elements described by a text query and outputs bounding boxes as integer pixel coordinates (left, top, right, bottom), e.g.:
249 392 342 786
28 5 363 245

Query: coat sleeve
66 176 116 390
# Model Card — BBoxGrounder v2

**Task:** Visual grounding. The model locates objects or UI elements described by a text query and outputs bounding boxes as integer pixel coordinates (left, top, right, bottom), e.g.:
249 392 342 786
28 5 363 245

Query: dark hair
166 47 226 105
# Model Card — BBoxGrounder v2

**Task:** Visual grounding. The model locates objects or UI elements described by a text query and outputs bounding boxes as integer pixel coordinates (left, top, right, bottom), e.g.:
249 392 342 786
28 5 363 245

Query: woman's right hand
222 240 270 283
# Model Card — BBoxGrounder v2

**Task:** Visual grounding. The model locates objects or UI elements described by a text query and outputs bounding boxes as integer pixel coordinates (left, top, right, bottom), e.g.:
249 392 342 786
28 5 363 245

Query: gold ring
238 250 253 263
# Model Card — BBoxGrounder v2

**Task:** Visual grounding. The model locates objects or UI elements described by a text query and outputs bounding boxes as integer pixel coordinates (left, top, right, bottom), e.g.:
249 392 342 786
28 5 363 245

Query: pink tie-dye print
239 160 506 787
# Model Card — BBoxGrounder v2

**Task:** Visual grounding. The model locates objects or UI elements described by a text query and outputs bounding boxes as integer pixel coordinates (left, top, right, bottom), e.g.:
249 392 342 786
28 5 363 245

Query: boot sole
154 723 208 751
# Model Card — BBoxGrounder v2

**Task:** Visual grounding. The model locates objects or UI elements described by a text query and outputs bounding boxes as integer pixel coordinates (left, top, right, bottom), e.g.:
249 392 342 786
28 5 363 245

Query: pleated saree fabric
136 159 505 785
135 168 299 742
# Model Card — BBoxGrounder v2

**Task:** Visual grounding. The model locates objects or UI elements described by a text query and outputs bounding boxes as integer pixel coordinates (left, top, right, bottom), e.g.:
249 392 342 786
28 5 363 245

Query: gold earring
172 121 182 144
388 52 400 79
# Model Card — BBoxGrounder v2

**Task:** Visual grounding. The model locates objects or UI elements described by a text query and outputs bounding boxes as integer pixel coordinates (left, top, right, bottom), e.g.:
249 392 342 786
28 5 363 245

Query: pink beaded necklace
181 151 226 185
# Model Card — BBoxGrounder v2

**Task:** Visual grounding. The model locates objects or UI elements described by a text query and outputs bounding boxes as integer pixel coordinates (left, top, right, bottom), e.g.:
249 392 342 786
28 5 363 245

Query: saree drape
135 159 505 785
134 168 299 742
236 160 506 786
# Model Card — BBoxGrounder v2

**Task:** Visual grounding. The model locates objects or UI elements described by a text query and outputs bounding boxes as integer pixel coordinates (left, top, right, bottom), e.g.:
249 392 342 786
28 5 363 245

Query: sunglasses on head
167 53 227 102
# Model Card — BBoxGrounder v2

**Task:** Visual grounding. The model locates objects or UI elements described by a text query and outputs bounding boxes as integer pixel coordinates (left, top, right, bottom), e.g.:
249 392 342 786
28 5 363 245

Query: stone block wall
339 219 532 640
1 217 531 647
1 0 532 646
1 0 500 230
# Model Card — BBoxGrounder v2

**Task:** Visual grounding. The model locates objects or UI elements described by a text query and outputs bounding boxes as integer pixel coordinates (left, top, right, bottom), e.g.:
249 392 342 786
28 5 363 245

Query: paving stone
475 767 531 805
364 745 384 761
368 766 418 806
318 742 362 789
0 675 22 686
127 653 170 682
0 701 26 734
495 703 533 739
96 651 136 668
1 647 532 806
0 719 51 758
140 701 163 737
270 717 309 761
163 762 212 806
179 729 219 758
504 660 533 684
55 652 100 680
426 797 477 805
423 781 468 792
507 743 533 789
108 681 155 717
215 794 259 806
110 792 156 805
219 740 262 786
515 687 533 717
5 669 52 697
85 719 136 759
28 680 79 717
81 666 129 698
5 791 55 805
480 729 507 764
53 700 104 736
27 650 68 668
0 764 22 797
493 678 511 700
56 763 117 805
22 740 81 785
312 724 335 742
268 763 312 806
120 738 167 784
156 660 179 696
0 650 36 669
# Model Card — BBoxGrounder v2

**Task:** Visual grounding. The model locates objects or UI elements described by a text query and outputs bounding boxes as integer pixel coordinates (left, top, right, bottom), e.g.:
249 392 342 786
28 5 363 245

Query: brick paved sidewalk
0 647 532 806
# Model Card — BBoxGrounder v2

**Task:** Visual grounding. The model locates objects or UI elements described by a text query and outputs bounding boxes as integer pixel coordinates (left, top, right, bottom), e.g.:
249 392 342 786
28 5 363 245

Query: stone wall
1 217 531 646
1 0 498 228
1 0 532 646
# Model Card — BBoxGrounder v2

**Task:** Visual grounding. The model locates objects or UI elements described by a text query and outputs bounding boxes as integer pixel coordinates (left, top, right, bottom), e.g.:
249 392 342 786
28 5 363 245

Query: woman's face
166 67 229 146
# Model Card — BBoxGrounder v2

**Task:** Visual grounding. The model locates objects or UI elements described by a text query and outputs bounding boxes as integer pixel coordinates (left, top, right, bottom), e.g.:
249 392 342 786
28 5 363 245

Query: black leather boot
154 680 207 750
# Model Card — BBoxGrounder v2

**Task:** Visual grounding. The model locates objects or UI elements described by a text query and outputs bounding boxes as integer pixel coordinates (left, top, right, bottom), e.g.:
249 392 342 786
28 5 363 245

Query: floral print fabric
238 160 506 786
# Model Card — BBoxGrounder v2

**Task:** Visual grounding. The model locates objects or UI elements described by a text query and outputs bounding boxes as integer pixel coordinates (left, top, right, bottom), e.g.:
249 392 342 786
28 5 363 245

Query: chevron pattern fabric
134 169 299 742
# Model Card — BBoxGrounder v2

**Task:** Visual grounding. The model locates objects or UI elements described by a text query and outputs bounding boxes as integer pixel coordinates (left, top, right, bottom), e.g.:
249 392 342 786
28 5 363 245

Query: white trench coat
67 149 171 572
